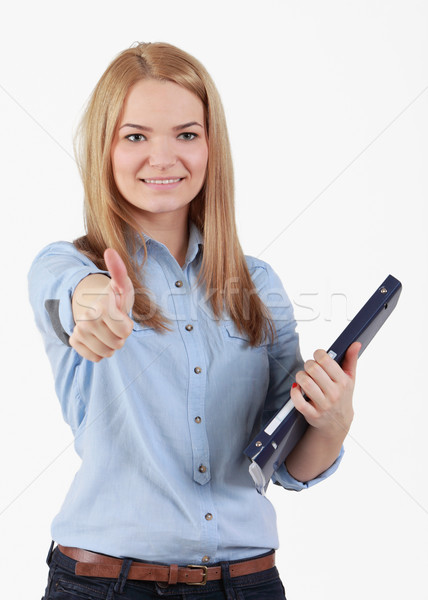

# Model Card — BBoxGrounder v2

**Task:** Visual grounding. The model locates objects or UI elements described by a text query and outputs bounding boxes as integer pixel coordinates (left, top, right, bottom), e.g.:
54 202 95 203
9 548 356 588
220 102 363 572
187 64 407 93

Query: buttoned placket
148 239 219 563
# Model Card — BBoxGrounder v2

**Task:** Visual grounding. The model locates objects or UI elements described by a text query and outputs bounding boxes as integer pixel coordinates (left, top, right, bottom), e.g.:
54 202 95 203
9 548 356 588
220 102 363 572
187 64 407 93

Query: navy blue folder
244 274 402 495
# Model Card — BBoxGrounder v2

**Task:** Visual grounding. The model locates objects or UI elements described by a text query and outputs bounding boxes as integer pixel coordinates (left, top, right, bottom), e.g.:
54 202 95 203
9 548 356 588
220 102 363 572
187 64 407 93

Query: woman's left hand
291 341 361 440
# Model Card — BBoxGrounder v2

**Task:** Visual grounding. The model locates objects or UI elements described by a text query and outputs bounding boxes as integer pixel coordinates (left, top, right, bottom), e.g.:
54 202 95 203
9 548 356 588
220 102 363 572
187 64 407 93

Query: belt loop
113 558 133 594
168 564 179 585
46 540 55 567
221 561 237 600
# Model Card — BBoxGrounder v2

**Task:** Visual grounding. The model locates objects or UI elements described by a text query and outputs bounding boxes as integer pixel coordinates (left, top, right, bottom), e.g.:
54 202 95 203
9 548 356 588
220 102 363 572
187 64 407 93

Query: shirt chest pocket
222 322 267 354
132 322 157 336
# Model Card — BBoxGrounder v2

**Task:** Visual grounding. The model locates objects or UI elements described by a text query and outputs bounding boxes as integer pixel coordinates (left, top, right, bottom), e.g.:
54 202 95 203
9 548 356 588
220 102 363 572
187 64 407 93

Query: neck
140 209 190 267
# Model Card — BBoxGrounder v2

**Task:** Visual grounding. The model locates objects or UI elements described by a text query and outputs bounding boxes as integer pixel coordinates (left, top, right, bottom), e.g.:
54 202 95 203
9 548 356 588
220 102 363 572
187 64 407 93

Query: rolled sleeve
272 445 345 491
28 241 110 342
56 265 110 337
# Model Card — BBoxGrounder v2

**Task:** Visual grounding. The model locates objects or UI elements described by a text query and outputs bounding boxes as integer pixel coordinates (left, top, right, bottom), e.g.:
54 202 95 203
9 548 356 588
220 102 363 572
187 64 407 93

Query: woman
29 41 360 599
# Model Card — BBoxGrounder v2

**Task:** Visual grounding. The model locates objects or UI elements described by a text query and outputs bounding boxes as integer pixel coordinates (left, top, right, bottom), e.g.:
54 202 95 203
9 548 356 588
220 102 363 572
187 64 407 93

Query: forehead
120 79 205 123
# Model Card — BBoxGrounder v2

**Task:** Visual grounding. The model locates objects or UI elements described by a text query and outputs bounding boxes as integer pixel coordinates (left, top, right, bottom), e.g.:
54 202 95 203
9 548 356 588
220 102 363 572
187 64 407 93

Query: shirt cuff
272 445 345 492
58 267 111 337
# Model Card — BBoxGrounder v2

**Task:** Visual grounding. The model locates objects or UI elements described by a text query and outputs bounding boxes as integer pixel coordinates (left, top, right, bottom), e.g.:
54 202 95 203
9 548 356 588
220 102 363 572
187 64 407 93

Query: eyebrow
119 121 204 132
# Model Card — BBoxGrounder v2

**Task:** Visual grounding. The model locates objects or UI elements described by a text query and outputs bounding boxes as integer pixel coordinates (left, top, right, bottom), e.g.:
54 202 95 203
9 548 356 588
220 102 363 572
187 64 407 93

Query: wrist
307 419 351 446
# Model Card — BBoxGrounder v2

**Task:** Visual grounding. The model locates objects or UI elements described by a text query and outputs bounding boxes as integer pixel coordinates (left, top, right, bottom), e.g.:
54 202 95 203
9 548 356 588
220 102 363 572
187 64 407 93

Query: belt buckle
186 564 208 585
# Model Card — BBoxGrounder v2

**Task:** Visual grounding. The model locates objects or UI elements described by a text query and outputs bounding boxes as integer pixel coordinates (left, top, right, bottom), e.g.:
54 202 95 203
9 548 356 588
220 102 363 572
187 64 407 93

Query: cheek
192 146 209 180
111 146 137 181
111 147 124 181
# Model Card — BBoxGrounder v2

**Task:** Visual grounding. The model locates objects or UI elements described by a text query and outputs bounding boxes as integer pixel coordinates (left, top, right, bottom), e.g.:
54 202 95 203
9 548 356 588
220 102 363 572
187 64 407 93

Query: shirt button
205 513 213 521
175 280 183 288
199 465 207 473
202 555 210 563
185 324 193 331
194 366 202 374
194 416 202 424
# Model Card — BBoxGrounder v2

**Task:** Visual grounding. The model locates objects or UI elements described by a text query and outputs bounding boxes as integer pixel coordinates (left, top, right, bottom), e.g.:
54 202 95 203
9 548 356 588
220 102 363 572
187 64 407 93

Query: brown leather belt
58 545 275 586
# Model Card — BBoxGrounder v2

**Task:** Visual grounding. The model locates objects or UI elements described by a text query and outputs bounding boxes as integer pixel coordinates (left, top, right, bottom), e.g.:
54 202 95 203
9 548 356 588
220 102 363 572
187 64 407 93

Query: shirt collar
138 220 204 266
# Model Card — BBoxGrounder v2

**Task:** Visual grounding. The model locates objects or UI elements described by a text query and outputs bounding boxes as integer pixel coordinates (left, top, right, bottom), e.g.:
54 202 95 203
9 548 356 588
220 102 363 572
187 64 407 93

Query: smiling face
110 79 209 230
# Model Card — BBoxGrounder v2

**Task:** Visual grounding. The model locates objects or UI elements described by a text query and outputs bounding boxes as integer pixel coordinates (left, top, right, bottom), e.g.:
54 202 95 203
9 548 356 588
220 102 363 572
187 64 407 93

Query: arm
28 242 125 432
252 258 352 490
285 342 361 482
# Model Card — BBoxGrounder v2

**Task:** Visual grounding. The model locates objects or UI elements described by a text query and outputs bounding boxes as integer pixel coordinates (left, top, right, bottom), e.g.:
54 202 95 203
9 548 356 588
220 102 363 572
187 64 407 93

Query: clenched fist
69 249 135 362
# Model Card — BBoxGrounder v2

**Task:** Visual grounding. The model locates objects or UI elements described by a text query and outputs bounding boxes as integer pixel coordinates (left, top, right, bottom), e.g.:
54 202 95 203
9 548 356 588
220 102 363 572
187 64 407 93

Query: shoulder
244 255 295 326
29 240 97 272
244 254 286 294
31 240 89 261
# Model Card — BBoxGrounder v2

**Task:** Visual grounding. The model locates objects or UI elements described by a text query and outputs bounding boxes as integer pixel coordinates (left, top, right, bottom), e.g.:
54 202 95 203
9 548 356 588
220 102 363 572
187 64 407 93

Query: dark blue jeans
41 543 287 600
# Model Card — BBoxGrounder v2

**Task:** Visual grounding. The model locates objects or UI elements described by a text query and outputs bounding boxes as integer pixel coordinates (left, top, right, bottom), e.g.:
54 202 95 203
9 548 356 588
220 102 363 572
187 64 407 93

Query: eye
177 132 198 141
125 133 146 142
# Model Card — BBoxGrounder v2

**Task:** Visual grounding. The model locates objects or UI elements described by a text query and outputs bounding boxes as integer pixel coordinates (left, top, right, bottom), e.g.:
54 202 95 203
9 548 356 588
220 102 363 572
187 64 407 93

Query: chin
134 201 191 217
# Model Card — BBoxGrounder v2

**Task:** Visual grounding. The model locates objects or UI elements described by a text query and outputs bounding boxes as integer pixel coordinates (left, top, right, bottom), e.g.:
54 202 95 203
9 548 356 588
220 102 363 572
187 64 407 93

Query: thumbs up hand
69 249 135 362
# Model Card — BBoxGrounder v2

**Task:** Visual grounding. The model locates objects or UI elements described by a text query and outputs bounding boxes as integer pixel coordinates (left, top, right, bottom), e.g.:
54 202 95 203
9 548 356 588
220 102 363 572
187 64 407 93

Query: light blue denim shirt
28 221 343 565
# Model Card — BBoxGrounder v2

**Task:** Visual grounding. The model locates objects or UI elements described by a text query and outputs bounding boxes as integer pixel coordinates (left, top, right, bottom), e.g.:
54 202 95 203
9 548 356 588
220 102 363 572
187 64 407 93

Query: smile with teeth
143 178 183 184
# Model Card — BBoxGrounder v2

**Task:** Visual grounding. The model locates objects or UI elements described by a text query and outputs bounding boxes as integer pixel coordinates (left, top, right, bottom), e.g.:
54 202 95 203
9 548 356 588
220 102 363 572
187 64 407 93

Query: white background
1 1 427 598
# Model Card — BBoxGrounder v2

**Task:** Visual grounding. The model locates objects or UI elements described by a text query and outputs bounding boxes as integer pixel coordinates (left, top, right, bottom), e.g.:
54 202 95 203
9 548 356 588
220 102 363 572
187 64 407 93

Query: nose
148 139 177 170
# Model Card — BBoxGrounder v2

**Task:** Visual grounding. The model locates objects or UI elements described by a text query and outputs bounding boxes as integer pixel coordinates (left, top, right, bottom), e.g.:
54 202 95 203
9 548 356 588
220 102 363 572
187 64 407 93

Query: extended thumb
104 248 129 294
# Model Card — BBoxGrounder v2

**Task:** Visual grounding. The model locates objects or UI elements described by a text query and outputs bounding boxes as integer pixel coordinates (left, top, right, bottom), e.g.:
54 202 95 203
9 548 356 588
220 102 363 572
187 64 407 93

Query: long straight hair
73 42 276 346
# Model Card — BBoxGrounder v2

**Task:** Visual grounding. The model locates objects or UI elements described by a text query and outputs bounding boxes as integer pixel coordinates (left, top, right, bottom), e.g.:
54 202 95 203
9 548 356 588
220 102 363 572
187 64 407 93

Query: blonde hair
73 41 276 346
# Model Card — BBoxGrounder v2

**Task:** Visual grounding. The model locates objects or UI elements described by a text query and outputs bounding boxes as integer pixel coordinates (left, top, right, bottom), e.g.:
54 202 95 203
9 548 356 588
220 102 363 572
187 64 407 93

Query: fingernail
292 382 298 389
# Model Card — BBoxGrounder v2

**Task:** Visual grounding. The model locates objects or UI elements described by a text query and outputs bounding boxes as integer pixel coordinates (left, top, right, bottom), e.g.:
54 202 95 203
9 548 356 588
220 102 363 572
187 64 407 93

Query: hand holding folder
244 274 402 495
